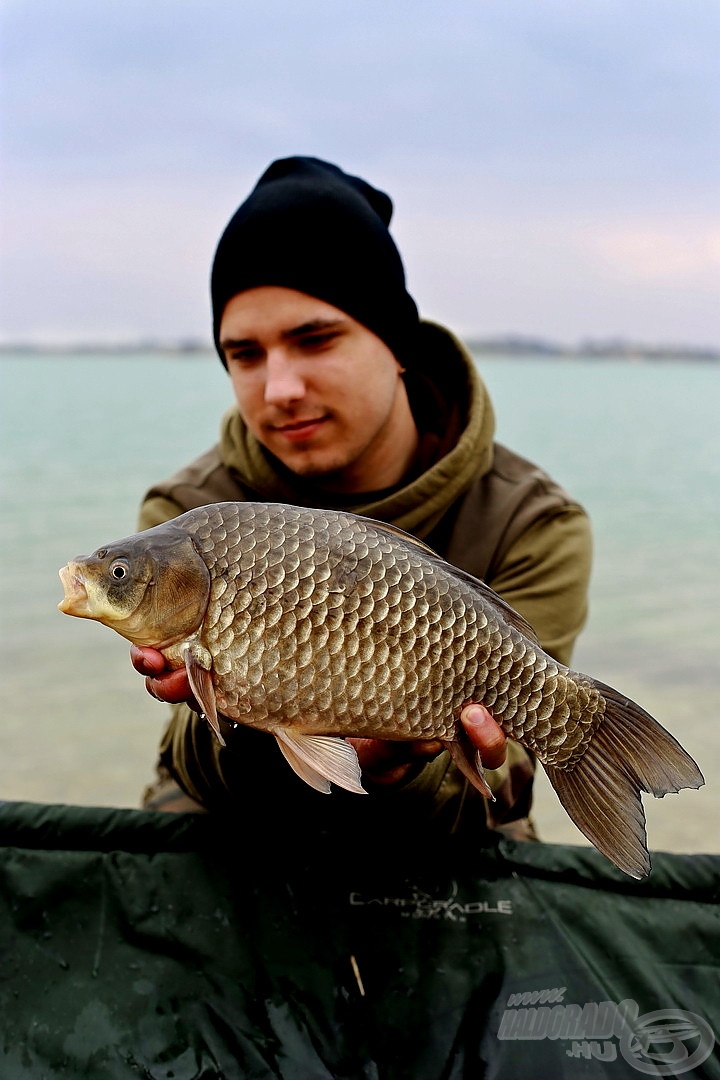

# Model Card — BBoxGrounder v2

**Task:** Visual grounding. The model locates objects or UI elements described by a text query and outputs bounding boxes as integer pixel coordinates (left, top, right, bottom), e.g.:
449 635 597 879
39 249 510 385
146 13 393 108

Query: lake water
1 351 718 855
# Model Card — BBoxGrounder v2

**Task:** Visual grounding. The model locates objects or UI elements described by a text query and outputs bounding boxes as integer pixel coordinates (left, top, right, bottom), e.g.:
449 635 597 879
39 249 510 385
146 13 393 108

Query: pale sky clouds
1 0 718 346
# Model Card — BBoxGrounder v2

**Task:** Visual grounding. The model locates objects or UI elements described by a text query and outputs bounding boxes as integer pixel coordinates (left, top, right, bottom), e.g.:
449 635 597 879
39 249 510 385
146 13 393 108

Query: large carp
58 501 703 878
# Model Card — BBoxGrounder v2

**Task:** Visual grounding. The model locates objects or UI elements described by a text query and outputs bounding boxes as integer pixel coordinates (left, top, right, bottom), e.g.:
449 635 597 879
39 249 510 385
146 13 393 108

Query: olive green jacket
139 322 592 836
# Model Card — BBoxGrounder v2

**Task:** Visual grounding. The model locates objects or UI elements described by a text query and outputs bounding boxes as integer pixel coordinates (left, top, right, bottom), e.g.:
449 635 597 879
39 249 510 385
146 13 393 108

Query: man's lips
270 416 329 442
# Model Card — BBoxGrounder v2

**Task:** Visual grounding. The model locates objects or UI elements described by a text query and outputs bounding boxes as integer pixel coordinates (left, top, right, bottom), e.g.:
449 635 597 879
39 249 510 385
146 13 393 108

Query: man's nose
264 351 305 406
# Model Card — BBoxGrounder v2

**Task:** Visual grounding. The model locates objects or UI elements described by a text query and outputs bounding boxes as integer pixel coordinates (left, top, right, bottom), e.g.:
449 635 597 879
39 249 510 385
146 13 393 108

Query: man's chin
284 459 345 484
270 447 355 490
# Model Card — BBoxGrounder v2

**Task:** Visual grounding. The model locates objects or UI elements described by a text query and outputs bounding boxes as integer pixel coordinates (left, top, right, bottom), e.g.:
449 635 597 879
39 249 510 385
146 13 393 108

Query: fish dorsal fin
441 566 542 645
182 644 225 747
359 515 441 557
274 731 366 794
364 516 541 646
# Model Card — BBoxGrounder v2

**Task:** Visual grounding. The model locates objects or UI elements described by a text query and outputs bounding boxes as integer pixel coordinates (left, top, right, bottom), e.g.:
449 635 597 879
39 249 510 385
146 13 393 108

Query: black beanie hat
210 156 420 368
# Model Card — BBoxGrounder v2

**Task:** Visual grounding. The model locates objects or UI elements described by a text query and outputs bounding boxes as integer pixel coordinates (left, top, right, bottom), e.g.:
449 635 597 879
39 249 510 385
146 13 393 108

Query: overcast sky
1 0 718 347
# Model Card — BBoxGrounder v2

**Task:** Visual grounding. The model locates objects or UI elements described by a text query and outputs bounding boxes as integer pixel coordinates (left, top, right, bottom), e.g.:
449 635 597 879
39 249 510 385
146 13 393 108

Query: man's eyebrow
219 336 259 350
220 318 347 351
281 318 347 340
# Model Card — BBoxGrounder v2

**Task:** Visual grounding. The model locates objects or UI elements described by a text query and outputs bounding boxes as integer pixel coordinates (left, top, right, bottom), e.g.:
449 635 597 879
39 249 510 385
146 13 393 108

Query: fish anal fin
182 645 225 748
274 730 366 794
443 736 495 801
544 681 704 879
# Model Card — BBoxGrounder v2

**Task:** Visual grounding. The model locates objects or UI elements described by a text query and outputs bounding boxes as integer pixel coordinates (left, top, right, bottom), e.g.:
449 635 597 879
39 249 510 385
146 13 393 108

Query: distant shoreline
1 337 719 362
466 337 720 362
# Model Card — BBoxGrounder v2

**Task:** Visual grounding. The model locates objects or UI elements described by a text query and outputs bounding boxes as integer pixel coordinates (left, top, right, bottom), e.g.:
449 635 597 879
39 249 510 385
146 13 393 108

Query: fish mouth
58 563 90 615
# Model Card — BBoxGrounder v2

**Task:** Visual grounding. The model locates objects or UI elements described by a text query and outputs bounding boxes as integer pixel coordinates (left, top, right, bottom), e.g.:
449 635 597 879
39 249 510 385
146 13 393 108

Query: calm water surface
1 352 718 853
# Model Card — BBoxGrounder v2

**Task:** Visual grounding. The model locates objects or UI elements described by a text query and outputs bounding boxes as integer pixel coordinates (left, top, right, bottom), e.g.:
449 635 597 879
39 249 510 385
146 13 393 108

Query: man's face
219 286 417 493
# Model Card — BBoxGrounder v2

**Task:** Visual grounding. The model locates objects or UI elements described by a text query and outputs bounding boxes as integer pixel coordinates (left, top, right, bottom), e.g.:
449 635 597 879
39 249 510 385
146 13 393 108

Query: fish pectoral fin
182 645 225 748
443 737 496 801
274 731 367 795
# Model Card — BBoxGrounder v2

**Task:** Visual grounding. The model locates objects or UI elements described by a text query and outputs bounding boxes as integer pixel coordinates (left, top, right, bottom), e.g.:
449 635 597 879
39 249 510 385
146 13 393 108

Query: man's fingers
349 708 506 788
145 668 195 705
348 736 447 786
130 645 167 677
460 703 507 770
129 646 196 706
349 738 405 773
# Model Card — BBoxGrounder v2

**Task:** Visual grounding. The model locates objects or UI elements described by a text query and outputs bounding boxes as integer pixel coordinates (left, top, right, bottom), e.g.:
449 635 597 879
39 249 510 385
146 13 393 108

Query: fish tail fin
545 683 704 879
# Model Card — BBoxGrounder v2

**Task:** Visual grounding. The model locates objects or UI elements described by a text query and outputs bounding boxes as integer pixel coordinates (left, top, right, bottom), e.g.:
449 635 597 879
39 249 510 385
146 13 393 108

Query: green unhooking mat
0 799 718 1079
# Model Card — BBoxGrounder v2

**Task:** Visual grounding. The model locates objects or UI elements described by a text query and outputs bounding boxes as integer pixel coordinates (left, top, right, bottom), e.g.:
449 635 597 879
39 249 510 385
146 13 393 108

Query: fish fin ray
589 680 704 795
182 646 225 748
274 736 331 794
443 737 495 801
274 731 367 794
544 685 704 878
545 756 650 879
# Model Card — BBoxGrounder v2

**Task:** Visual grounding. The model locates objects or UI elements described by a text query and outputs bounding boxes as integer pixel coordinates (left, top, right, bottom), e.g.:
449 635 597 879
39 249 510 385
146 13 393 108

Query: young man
133 157 592 839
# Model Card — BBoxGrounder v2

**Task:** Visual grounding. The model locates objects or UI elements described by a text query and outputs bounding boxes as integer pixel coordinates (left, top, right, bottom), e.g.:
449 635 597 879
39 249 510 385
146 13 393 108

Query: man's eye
300 332 338 350
228 350 262 364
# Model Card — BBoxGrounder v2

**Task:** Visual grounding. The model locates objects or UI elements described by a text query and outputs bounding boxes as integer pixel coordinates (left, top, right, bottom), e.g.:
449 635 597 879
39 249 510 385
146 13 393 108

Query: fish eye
109 559 129 581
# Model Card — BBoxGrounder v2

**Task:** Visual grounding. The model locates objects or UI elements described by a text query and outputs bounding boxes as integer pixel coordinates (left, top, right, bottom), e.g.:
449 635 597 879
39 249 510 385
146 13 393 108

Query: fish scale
58 499 705 878
180 502 598 759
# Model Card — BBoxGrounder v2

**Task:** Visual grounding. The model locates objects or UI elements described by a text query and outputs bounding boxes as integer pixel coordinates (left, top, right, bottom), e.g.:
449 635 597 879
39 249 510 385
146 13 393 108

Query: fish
58 500 704 878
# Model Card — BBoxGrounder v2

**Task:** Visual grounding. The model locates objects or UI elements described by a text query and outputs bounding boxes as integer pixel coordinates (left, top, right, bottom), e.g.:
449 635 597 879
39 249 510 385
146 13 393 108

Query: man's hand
350 704 505 786
130 645 507 782
131 645 194 705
